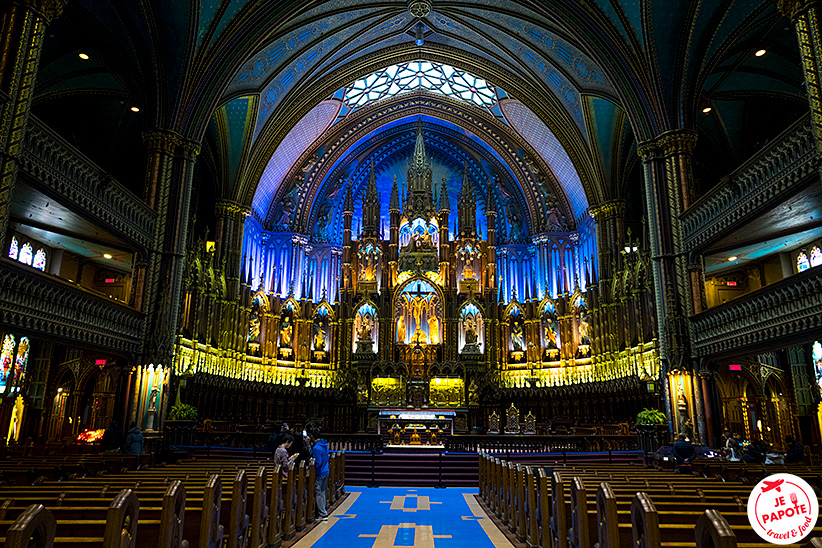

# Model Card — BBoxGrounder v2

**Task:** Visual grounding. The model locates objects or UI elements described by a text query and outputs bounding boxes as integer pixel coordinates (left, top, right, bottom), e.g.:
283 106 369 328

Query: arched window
797 252 811 272
32 249 46 271
0 334 16 392
8 236 18 260
810 246 822 268
18 242 32 266
13 337 29 387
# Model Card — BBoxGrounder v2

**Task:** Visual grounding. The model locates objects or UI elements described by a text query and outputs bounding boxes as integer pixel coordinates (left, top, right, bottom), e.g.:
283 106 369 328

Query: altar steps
344 451 479 487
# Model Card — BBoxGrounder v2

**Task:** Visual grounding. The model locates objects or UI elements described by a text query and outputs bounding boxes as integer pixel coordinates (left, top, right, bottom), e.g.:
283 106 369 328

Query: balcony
18 117 156 251
691 265 822 358
0 259 144 354
682 115 819 254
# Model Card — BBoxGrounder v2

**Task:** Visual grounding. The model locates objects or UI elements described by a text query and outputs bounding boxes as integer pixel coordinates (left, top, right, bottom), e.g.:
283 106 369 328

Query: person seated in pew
784 436 804 463
275 433 298 479
741 433 768 464
122 421 143 455
672 433 696 473
723 431 741 461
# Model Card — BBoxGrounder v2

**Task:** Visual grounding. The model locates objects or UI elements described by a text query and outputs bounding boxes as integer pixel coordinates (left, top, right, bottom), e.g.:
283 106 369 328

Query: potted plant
164 396 199 448
636 408 669 454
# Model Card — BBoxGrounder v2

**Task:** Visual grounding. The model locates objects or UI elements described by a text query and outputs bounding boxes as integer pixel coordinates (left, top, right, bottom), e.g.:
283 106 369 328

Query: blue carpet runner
295 487 512 548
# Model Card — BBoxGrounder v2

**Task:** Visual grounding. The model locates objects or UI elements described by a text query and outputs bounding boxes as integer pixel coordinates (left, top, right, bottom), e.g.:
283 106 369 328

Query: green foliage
636 408 667 425
168 403 198 421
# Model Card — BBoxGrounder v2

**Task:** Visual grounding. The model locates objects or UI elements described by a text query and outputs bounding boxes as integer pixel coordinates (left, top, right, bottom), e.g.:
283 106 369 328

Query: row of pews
0 451 345 547
478 451 821 548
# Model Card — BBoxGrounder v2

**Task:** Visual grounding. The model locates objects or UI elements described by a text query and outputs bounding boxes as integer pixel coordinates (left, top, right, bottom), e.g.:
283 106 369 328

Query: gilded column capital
142 129 182 154
589 200 625 221
15 0 65 23
775 0 822 19
179 138 201 160
637 129 698 160
215 200 250 219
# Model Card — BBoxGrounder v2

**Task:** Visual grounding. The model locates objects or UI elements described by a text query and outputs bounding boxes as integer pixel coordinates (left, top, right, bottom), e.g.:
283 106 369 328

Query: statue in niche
579 309 591 346
462 262 476 280
510 318 525 352
427 314 440 344
544 317 559 349
506 202 524 241
360 260 376 281
462 314 481 354
544 198 567 232
315 201 332 240
280 315 293 348
397 315 407 344
277 200 294 226
357 315 372 342
313 324 326 351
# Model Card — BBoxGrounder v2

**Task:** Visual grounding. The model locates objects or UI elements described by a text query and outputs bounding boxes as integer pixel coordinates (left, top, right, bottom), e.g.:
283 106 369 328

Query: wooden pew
5 504 55 548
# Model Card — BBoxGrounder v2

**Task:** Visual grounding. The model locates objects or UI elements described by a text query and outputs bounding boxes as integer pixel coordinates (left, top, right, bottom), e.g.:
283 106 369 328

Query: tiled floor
294 487 513 548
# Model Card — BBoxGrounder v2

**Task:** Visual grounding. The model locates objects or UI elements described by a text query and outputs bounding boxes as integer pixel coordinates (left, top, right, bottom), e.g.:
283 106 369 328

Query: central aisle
294 487 514 548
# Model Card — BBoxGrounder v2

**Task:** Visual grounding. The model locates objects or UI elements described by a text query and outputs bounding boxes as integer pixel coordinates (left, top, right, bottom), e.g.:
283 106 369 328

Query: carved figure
511 319 525 352
397 316 406 343
280 316 293 347
427 315 440 344
313 325 326 351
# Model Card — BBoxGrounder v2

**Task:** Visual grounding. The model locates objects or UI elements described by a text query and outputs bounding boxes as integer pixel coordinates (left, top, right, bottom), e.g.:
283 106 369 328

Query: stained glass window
0 334 16 393
797 252 810 272
8 236 18 260
13 337 29 387
18 242 32 266
343 61 498 112
32 249 46 271
810 246 822 268
814 341 822 393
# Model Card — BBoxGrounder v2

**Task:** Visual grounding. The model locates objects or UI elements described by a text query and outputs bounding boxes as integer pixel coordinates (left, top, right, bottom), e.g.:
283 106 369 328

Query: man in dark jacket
101 420 123 453
310 428 330 520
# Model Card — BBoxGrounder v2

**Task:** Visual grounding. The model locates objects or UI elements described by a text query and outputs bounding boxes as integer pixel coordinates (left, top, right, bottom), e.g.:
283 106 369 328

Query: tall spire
411 117 428 174
439 176 449 211
458 162 477 237
343 178 354 213
362 160 380 237
389 175 400 211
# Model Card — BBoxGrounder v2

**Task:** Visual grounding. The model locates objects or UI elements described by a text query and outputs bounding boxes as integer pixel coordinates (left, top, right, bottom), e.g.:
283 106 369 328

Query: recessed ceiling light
728 256 737 262
103 253 113 259
130 106 140 112
78 52 89 60
755 49 766 57
702 106 712 113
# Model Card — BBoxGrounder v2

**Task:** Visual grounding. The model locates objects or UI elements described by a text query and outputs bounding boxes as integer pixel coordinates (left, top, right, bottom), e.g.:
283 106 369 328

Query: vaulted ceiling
31 0 808 238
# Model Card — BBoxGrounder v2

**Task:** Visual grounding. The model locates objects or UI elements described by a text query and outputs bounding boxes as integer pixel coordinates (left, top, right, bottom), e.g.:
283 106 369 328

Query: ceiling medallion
408 0 432 18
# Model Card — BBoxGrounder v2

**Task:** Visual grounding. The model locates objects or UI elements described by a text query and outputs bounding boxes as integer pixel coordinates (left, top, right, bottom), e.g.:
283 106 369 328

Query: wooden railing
444 434 638 453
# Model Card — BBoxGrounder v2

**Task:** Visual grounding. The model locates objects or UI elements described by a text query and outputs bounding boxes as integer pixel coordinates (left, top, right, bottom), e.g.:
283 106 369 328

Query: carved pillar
590 200 625 285
214 200 250 300
687 257 708 315
637 129 698 428
141 130 200 367
778 0 822 161
0 0 63 239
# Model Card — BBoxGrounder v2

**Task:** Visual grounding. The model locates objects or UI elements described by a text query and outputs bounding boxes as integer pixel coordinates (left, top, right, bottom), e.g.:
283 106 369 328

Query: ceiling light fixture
415 24 424 46
130 106 140 112
103 253 113 259
702 106 712 113
728 256 737 262
755 49 766 57
78 52 89 60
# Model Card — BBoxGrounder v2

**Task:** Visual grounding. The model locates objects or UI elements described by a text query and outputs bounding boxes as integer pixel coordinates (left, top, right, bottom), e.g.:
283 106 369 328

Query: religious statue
677 390 689 427
280 316 293 348
357 315 372 342
462 263 476 280
544 320 558 349
397 316 406 344
313 325 326 351
427 315 440 344
511 320 525 352
410 428 421 445
462 316 481 354
506 202 524 241
360 260 376 281
579 311 591 346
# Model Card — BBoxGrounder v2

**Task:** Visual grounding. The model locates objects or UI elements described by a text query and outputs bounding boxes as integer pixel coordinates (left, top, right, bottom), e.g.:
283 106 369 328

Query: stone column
141 130 200 368
214 200 250 300
637 129 698 427
0 0 64 238
779 0 822 161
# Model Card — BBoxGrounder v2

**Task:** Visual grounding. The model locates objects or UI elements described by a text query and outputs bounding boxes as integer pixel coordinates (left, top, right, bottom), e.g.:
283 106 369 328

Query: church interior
1 0 822 546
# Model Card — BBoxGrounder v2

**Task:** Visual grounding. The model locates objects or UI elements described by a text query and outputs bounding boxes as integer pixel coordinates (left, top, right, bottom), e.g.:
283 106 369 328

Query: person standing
122 421 143 455
310 428 330 521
